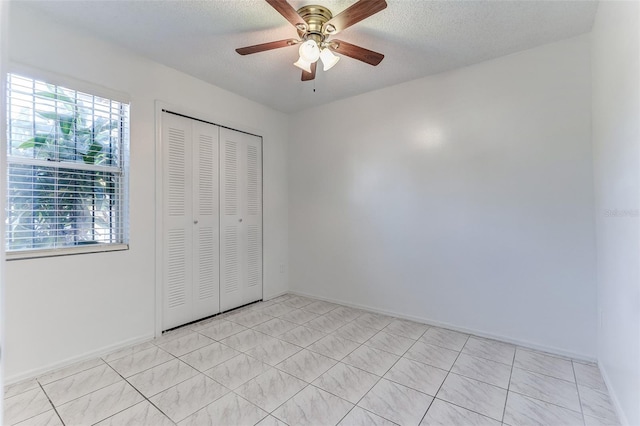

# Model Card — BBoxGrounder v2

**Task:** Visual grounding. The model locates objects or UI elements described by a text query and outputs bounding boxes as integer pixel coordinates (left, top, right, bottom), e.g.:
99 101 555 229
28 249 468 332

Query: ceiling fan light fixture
293 57 312 73
236 0 387 81
319 48 340 71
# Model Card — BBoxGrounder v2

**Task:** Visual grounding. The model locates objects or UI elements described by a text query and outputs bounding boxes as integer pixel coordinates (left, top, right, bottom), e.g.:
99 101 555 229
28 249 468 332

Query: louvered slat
224 140 238 216
224 226 239 293
247 145 259 216
167 128 186 217
247 224 260 287
198 134 215 216
198 226 217 299
166 229 187 308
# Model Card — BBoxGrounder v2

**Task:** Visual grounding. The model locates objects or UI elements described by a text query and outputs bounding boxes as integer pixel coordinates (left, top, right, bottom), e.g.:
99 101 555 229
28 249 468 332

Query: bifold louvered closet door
161 112 262 330
220 128 263 311
162 112 220 330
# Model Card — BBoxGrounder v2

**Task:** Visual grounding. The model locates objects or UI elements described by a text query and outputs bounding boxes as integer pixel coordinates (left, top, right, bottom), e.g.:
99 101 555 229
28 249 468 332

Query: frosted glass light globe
298 40 320 63
320 48 340 71
293 58 312 73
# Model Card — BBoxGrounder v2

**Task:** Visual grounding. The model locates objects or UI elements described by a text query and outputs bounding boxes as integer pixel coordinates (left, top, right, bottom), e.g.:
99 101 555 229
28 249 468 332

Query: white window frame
5 65 130 260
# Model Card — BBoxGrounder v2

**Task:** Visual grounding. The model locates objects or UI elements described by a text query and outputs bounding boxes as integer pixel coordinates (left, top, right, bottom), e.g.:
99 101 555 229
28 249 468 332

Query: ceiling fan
236 0 387 81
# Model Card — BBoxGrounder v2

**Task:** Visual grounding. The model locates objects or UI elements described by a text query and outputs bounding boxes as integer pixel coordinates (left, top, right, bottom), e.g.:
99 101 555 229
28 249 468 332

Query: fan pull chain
313 79 316 93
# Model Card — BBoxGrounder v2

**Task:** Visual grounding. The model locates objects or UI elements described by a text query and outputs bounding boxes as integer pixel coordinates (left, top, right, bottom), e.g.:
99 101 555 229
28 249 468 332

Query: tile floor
4 294 620 426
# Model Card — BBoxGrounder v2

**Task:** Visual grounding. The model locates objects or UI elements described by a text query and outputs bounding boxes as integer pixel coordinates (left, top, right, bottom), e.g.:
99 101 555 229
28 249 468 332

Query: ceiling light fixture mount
236 0 387 81
296 5 332 41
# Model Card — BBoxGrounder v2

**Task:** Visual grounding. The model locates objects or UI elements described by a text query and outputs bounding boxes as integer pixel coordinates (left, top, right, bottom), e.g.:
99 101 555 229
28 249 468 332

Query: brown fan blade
323 0 387 35
301 62 317 81
265 0 307 30
236 39 297 55
329 39 384 66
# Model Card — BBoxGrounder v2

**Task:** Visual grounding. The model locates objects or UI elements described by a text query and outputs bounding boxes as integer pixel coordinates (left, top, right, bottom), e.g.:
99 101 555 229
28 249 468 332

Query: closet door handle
193 220 199 224
239 218 243 223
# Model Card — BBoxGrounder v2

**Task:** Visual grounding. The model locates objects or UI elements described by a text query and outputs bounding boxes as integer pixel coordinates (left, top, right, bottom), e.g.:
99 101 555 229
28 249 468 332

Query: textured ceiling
13 0 598 113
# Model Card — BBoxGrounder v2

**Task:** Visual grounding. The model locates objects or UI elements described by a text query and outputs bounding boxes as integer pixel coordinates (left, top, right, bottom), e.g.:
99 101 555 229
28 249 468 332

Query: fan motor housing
296 5 333 43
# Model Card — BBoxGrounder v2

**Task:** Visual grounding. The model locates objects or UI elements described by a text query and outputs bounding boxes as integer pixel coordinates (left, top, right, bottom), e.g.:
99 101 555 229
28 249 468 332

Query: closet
161 111 262 330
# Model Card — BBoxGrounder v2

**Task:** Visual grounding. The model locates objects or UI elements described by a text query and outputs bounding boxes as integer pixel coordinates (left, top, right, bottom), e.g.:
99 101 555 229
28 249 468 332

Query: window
5 73 129 256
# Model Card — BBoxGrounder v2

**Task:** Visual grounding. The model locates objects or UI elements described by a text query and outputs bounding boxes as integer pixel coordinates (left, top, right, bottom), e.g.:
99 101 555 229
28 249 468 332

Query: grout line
37 364 127 409
428 365 505 391
101 341 156 364
433 396 510 423
500 343 517 423
255 305 371 422
108 349 177 378
417 334 470 424
420 398 436 425
335 321 433 425
194 321 250 342
407 332 592 418
406 324 526 423
3 380 40 400
104 362 177 424
263 378 312 419
507 389 584 415
37 359 107 387
51 362 167 425
502 363 577 384
37 382 66 426
337 405 402 426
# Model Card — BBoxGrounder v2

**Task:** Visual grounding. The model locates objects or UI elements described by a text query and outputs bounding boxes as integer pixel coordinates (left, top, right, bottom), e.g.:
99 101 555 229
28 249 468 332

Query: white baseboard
599 363 630 426
289 289 596 363
5 334 154 385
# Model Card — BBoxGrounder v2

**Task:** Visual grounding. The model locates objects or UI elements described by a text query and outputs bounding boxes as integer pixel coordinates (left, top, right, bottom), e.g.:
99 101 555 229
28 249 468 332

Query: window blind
6 73 129 253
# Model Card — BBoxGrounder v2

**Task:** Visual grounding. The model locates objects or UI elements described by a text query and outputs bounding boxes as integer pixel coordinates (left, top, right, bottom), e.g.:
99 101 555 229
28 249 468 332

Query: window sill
6 244 129 261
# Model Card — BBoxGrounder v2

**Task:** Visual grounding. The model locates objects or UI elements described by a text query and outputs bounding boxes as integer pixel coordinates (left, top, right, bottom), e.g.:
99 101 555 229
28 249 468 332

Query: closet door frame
154 102 264 337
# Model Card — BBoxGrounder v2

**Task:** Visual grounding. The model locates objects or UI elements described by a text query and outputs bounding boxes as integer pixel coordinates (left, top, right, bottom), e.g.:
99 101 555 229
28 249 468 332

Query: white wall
5 5 289 381
591 2 640 425
289 35 597 358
